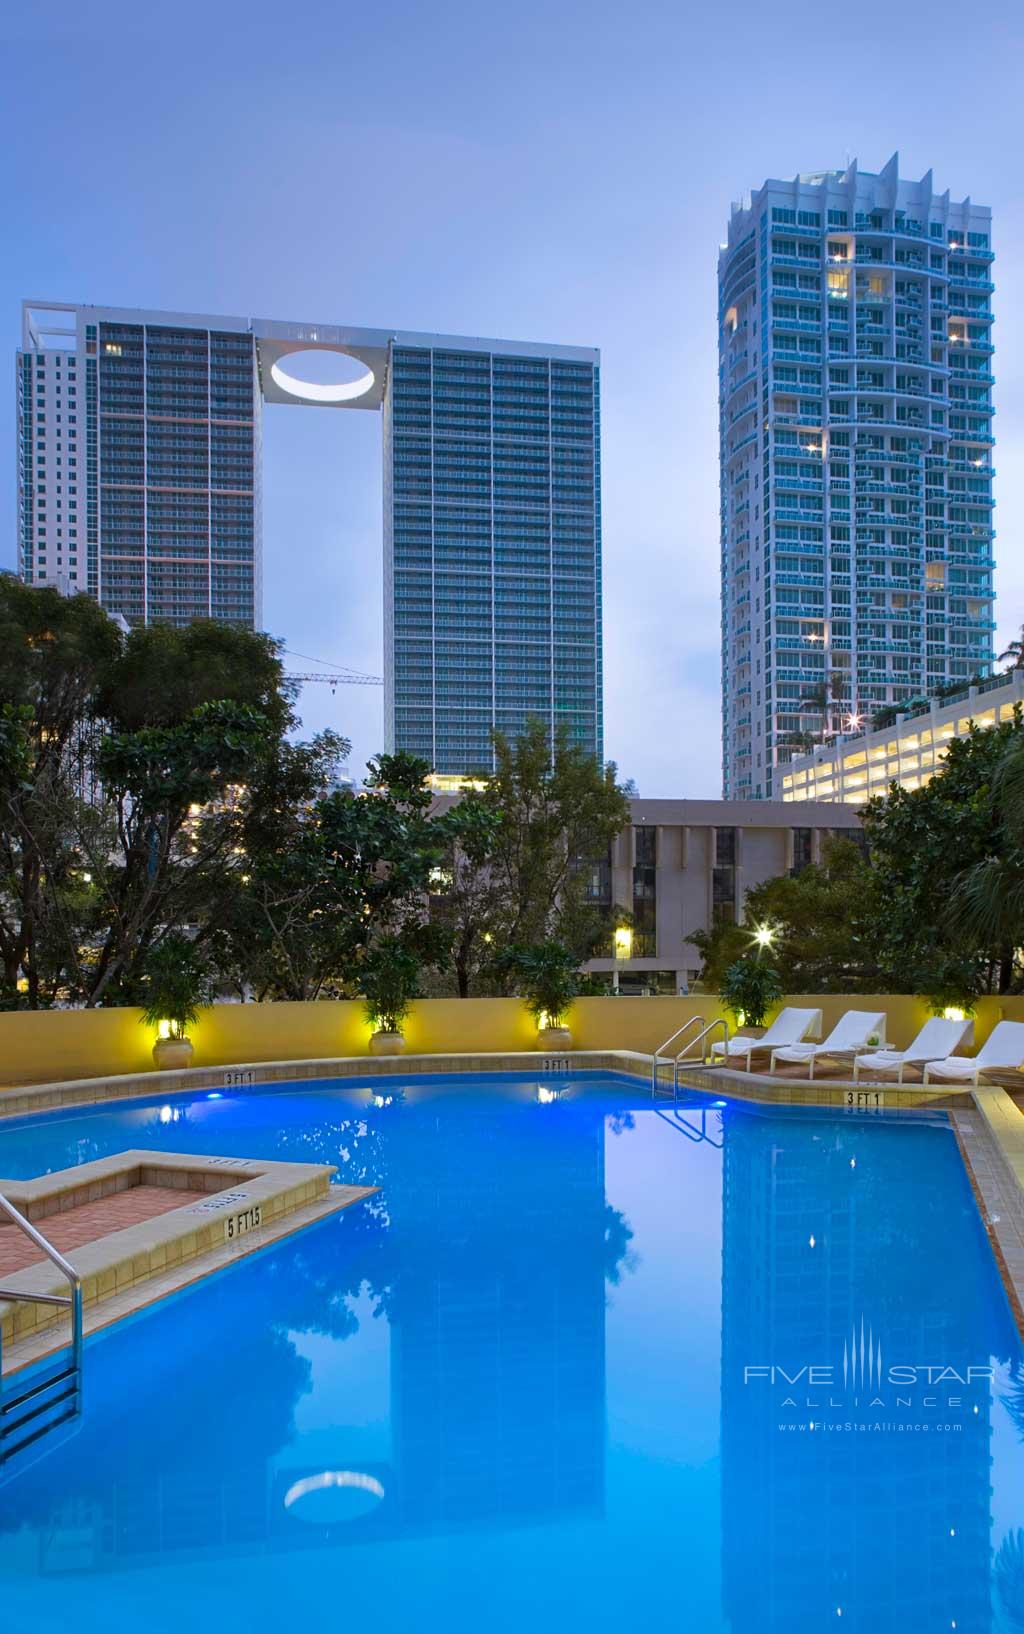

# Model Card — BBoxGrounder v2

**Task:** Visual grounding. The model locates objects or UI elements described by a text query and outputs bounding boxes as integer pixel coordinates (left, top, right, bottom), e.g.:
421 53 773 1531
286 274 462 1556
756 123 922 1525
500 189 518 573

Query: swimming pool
1 1072 1022 1633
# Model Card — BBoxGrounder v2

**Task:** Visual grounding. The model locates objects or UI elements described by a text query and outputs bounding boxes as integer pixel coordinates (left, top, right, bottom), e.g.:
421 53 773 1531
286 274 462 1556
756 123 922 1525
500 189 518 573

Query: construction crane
286 669 383 691
282 649 383 692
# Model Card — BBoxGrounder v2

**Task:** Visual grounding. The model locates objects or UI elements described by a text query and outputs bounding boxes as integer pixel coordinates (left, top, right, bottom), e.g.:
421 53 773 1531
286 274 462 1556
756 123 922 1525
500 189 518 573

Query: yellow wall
1 993 1022 1087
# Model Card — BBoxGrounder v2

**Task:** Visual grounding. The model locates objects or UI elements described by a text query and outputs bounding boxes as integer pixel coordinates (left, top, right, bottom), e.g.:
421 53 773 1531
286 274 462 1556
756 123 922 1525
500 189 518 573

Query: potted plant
361 936 421 1056
924 959 978 1046
719 955 783 1034
139 935 211 1070
495 942 580 1051
925 958 979 1023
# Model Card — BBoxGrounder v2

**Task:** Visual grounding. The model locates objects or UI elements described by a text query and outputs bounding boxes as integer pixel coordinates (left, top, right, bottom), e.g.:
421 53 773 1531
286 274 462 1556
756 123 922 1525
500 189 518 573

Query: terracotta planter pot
370 1031 406 1057
152 1037 194 1071
537 1026 572 1052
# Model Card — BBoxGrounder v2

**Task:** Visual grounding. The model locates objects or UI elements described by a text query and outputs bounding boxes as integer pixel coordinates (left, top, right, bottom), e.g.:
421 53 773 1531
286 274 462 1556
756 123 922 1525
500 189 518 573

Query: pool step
0 1150 345 1353
0 1355 81 1471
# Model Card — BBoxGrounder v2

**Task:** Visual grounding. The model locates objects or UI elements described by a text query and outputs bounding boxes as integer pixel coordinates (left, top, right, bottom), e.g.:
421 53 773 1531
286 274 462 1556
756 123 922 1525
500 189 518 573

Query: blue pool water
1 1072 1023 1633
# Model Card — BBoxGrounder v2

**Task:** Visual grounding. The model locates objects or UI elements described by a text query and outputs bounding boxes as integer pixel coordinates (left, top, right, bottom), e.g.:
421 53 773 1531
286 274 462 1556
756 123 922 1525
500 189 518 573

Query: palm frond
947 855 1024 949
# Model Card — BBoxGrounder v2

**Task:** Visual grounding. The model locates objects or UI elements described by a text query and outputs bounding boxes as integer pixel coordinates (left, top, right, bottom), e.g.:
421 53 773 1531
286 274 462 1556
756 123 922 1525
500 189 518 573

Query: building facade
781 667 1023 804
581 798 862 992
384 341 602 776
17 303 602 776
718 155 995 801
17 305 260 626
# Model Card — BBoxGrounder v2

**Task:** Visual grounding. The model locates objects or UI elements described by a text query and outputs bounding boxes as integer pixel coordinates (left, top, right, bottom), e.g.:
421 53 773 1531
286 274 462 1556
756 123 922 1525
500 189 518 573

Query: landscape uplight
752 924 776 949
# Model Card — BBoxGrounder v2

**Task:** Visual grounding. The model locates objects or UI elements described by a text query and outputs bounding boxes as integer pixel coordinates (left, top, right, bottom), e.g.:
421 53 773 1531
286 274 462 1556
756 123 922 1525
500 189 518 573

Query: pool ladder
0 1190 83 1471
651 1018 730 1105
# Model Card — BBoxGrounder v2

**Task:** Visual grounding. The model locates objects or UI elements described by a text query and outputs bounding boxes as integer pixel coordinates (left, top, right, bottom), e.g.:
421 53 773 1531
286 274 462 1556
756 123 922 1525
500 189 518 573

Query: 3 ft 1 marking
844 1088 885 1111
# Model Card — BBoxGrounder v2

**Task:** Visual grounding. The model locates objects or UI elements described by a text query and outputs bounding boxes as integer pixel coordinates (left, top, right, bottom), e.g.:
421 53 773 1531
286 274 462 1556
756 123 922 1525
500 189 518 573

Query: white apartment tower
719 156 995 799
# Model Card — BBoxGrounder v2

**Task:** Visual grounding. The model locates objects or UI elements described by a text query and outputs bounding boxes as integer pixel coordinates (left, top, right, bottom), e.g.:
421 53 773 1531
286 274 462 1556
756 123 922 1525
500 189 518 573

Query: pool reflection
718 1103 1020 1634
0 1093 622 1568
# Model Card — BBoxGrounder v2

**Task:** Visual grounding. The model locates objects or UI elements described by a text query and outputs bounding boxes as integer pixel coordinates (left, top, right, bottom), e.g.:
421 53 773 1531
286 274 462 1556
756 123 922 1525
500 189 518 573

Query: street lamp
752 924 776 950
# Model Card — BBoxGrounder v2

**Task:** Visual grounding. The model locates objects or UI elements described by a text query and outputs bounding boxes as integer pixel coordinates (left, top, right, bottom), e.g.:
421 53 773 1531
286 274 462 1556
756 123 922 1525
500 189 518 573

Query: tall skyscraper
17 303 602 776
718 156 995 799
17 305 260 627
384 342 602 777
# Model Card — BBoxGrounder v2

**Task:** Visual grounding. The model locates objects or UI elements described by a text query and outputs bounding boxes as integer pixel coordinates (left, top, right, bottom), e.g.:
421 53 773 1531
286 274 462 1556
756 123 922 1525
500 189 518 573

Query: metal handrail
672 1019 730 1101
0 1192 83 1381
651 1016 705 1095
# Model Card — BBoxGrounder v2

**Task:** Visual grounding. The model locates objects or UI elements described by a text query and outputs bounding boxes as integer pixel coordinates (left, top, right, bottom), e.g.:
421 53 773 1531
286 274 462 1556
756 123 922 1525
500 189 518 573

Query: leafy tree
209 750 451 1001
942 730 1024 990
690 838 878 994
203 730 352 1000
0 580 123 1004
96 619 292 736
426 800 504 997
870 704 901 731
84 701 271 1003
0 581 295 1007
430 717 629 993
862 717 1024 994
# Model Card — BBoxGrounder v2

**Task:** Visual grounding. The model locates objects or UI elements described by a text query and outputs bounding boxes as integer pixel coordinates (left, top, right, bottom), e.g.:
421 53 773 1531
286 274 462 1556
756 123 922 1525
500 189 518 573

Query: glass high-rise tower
718 156 995 799
17 303 602 776
384 342 602 776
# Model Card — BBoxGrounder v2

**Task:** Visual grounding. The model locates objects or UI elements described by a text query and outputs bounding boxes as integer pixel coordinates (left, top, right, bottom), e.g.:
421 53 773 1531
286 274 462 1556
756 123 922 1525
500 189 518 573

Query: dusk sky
3 1 1021 795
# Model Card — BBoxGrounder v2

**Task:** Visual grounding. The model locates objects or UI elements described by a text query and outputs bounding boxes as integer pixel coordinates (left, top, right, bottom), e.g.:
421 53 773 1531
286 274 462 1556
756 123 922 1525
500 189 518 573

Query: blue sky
3 0 1021 794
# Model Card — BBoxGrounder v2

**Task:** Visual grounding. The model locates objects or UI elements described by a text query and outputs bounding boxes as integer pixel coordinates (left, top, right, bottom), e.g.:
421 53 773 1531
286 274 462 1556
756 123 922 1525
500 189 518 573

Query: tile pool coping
0 1047 981 1121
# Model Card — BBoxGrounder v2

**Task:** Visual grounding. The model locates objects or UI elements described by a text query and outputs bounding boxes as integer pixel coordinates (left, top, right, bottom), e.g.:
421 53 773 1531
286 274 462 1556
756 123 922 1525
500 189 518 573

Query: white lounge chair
852 1015 971 1084
710 1006 822 1071
922 1020 1024 1087
770 1010 886 1080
